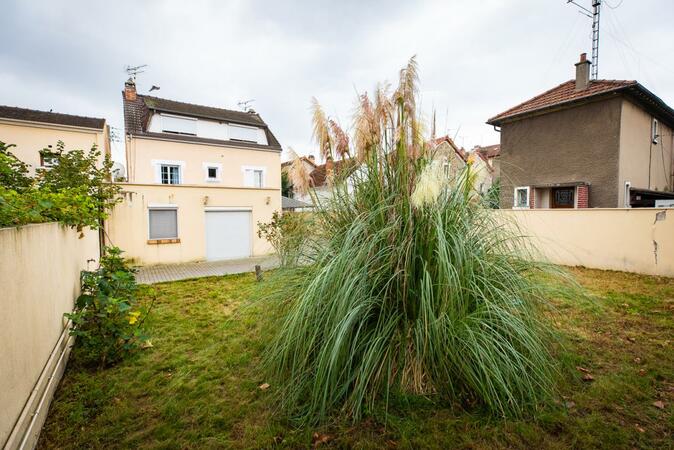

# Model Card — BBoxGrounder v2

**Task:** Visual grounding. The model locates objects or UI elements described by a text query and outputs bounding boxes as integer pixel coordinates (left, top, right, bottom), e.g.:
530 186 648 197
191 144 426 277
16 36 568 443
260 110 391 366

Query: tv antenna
567 0 601 80
125 64 148 81
237 99 255 112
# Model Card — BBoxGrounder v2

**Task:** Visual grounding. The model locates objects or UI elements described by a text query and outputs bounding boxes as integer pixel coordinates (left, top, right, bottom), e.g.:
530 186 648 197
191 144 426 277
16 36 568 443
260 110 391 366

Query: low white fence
499 208 674 277
0 223 99 449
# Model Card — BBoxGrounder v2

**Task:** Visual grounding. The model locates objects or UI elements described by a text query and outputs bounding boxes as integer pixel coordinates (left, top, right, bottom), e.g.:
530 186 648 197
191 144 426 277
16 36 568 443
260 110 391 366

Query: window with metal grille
148 208 178 239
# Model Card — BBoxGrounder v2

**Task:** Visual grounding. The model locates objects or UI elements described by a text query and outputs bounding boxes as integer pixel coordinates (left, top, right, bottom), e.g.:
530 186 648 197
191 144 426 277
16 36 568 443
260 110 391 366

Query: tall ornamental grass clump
265 58 564 424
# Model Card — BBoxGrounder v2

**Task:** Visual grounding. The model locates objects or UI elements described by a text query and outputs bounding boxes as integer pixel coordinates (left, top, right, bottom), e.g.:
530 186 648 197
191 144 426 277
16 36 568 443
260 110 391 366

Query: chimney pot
574 53 591 91
124 78 137 101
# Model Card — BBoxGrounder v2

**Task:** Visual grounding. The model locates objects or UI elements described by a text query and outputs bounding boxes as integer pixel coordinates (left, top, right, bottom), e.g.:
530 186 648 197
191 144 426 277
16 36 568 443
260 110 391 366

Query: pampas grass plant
265 57 566 425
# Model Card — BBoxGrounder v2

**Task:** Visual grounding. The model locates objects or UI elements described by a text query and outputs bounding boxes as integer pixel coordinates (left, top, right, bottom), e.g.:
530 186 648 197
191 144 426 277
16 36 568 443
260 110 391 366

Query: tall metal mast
590 1 601 79
567 0 602 79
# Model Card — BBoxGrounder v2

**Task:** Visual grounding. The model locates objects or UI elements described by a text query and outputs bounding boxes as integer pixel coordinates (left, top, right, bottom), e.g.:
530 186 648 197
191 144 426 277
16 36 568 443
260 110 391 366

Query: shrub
65 247 151 368
257 211 310 267
264 58 568 425
0 141 121 229
0 142 32 191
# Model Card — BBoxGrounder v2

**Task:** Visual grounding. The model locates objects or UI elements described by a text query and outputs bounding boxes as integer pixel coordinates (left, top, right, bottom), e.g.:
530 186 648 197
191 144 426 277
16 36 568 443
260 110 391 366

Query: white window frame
161 113 197 136
241 165 266 188
147 204 179 240
203 162 222 183
152 159 185 185
513 186 530 209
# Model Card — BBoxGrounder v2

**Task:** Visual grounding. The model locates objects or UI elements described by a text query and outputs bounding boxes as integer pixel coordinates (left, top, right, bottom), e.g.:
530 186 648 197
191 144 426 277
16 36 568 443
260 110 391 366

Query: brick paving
135 256 278 284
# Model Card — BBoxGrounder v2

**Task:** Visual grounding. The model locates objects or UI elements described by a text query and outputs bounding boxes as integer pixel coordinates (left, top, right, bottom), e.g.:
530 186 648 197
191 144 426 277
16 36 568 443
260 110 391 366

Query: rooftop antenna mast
237 99 255 112
125 64 147 81
567 0 601 79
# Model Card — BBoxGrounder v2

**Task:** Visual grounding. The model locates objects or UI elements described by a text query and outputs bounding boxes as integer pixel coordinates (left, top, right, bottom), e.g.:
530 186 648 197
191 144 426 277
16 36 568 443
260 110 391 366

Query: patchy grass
40 268 673 449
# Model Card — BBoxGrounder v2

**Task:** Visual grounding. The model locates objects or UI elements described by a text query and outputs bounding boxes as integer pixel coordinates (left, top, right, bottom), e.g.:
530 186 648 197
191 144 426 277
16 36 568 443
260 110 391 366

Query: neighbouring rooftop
0 105 106 130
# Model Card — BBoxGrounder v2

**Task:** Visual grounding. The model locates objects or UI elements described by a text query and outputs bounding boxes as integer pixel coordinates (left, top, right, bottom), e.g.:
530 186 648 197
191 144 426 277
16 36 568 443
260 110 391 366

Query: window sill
147 238 181 245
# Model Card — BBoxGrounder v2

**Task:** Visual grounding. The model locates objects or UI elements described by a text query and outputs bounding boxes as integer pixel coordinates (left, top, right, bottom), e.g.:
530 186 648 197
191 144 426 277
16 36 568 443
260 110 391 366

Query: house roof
123 92 281 150
487 79 674 128
474 144 500 159
309 158 355 187
0 105 105 130
428 135 468 161
282 196 312 209
281 156 317 168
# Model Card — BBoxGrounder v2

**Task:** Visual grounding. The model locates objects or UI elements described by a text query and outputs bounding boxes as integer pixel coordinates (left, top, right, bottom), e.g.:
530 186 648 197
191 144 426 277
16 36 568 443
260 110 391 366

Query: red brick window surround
577 185 589 208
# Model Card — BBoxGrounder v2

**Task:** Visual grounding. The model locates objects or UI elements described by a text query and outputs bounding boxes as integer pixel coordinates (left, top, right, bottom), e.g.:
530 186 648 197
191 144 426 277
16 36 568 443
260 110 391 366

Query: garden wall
499 208 674 277
0 223 99 449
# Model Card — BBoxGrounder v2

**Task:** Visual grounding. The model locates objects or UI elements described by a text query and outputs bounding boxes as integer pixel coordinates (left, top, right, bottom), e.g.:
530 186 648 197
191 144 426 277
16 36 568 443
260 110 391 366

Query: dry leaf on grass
652 400 665 410
582 374 595 381
576 366 591 374
312 432 331 448
258 383 270 391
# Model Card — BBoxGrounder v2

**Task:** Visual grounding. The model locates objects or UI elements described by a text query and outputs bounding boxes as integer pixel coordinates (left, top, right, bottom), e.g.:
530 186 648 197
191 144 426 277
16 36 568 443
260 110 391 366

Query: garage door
205 210 252 261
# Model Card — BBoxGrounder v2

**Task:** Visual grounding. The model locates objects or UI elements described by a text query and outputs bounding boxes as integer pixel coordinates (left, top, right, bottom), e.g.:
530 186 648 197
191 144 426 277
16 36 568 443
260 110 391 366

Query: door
205 210 252 260
551 187 575 208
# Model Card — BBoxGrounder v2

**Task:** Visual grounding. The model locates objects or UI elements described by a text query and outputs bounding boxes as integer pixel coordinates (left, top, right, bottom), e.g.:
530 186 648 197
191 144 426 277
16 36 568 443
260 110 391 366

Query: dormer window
161 114 197 136
229 124 260 143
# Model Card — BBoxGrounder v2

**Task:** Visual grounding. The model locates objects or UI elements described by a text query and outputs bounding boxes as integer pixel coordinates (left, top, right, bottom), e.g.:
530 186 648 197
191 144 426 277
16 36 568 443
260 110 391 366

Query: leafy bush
257 211 310 267
0 142 32 191
0 141 121 229
265 58 568 425
65 247 151 368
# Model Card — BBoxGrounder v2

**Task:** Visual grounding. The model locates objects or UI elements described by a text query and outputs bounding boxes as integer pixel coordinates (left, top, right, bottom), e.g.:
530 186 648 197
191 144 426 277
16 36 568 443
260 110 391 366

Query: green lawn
39 268 673 449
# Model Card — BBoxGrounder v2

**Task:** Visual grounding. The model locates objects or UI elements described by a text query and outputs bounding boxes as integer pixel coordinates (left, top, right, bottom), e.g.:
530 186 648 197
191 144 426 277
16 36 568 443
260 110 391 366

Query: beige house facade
0 105 109 173
106 80 281 265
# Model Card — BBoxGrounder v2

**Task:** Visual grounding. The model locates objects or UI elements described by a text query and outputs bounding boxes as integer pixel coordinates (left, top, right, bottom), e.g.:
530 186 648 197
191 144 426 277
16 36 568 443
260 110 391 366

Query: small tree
36 141 121 218
0 142 32 192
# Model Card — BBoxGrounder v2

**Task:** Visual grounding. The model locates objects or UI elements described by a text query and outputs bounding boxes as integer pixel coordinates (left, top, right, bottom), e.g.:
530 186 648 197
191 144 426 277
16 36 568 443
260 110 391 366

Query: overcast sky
2 0 673 165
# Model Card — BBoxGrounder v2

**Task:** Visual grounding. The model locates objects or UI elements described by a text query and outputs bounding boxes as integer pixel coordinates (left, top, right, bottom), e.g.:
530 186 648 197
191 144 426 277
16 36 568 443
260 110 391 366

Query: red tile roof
309 158 355 187
474 144 500 160
487 79 637 125
428 135 468 161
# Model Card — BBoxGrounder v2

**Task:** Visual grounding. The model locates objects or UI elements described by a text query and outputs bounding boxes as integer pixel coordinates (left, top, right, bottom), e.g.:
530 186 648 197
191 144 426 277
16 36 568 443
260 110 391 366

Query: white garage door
205 210 252 261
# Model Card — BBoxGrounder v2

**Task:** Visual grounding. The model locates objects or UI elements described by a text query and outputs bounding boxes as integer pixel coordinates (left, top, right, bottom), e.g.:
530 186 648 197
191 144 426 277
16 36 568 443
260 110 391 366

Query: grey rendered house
487 53 674 209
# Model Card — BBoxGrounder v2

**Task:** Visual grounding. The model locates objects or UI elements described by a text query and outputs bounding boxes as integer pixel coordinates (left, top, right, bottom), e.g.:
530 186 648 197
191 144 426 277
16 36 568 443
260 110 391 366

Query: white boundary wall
0 223 99 449
498 208 674 277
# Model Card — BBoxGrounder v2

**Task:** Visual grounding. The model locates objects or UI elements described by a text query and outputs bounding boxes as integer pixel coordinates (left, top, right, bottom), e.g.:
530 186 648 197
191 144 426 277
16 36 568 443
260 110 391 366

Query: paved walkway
135 256 278 284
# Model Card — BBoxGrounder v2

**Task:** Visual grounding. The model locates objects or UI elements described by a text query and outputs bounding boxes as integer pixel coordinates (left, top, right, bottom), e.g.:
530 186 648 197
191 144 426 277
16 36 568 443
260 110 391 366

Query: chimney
574 53 591 91
325 156 334 178
124 78 137 101
307 154 316 163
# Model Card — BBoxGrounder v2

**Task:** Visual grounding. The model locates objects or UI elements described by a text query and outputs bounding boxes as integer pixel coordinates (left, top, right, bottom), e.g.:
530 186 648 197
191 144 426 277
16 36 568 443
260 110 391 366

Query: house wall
498 208 674 277
0 119 108 174
618 98 674 206
499 97 622 208
106 183 280 265
125 136 280 187
0 223 99 448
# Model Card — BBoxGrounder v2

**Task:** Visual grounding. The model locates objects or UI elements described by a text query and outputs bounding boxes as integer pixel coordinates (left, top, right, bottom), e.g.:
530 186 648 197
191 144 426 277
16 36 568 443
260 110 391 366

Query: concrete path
135 256 278 284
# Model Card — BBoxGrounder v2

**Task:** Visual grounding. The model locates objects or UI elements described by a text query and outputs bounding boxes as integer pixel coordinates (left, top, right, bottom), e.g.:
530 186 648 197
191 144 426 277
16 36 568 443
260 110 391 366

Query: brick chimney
325 156 334 179
124 78 137 101
574 53 591 91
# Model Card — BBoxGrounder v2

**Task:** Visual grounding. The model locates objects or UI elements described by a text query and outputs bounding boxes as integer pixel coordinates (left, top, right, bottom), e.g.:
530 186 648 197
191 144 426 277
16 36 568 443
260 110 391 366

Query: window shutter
149 209 178 239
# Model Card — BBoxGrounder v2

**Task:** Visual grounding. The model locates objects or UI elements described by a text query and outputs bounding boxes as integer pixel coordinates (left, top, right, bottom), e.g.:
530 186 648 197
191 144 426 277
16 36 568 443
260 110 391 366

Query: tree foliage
0 140 121 229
